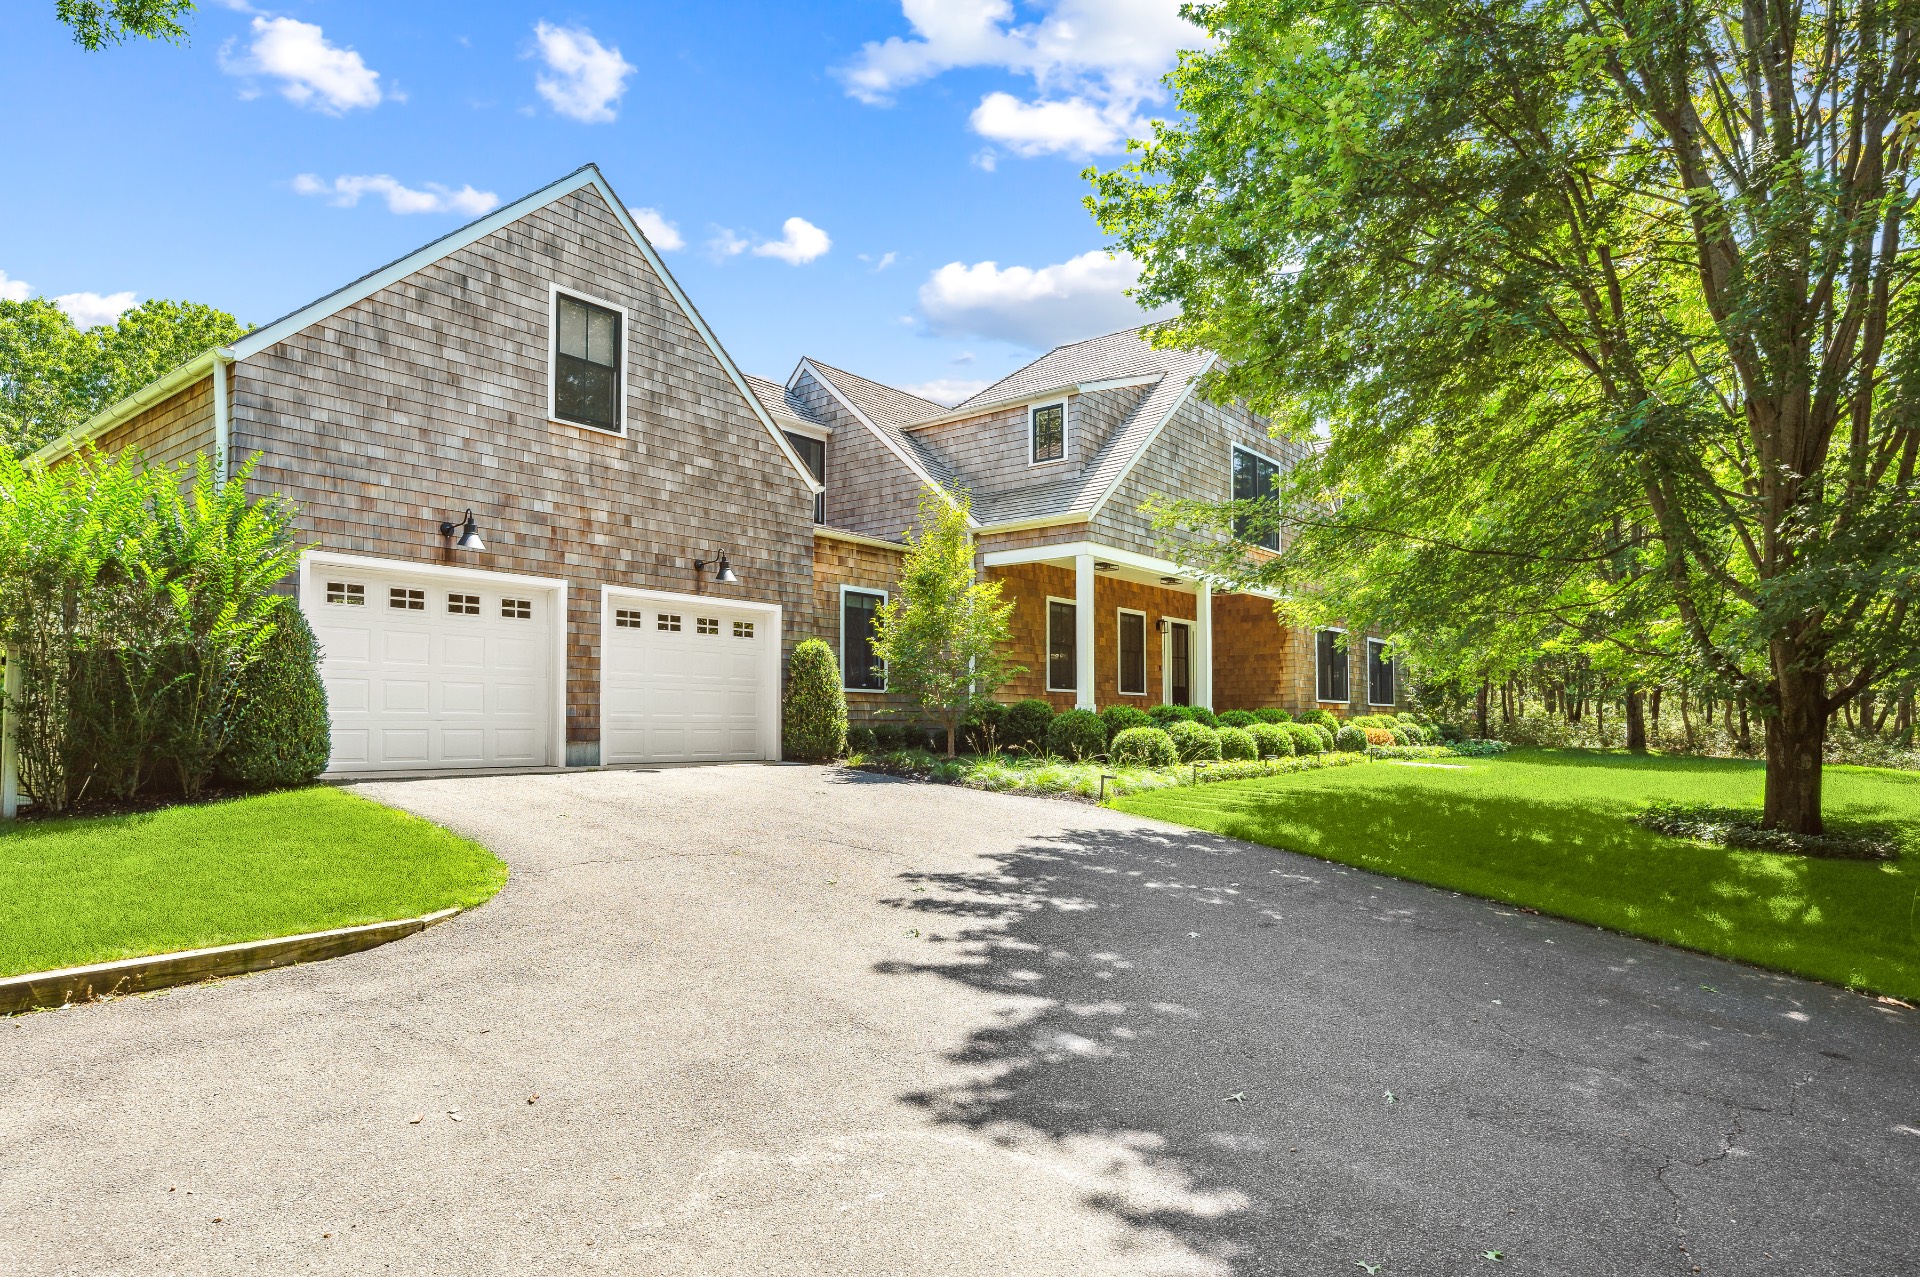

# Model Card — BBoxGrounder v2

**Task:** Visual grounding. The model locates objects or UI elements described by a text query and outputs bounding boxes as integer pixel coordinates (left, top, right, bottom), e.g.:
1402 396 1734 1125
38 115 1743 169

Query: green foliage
1248 723 1294 759
1217 725 1258 761
1334 725 1370 753
847 724 878 754
869 486 1022 756
1284 723 1326 756
1166 720 1222 762
1147 703 1194 728
1110 725 1178 768
2 298 243 458
1255 708 1291 724
1388 725 1414 746
1187 706 1220 729
782 638 847 760
1005 698 1056 752
54 0 194 50
220 597 330 788
1046 708 1107 761
963 700 1008 753
1099 703 1153 741
1298 708 1337 731
1215 709 1259 729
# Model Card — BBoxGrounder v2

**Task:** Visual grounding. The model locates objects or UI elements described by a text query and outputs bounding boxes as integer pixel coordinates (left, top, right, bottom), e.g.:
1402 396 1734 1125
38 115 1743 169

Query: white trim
1162 617 1193 705
1115 607 1148 697
599 584 783 764
1230 443 1281 551
1366 636 1397 707
1028 400 1069 467
1315 626 1350 705
1085 354 1218 521
779 419 831 443
1073 554 1095 709
211 353 232 486
975 512 1087 534
901 375 1160 431
838 584 889 694
1 646 19 819
814 525 905 553
28 352 218 466
1194 581 1213 710
793 359 968 522
1045 594 1079 694
546 282 629 437
299 550 570 772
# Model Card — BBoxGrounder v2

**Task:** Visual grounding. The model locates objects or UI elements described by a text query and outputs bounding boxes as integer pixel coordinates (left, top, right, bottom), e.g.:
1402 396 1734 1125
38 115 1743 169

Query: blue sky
1 1 1195 402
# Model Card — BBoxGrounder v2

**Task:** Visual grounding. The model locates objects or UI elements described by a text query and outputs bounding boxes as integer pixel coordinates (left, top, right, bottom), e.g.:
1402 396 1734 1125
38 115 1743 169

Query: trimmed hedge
1166 720 1222 762
1111 725 1177 768
1248 723 1293 759
1099 704 1153 741
1147 703 1194 728
1047 708 1107 761
1299 708 1338 730
1285 723 1326 755
1217 725 1258 761
1187 706 1220 729
220 598 331 789
782 638 848 760
1254 708 1292 724
1335 724 1371 752
1006 698 1056 752
1215 709 1259 729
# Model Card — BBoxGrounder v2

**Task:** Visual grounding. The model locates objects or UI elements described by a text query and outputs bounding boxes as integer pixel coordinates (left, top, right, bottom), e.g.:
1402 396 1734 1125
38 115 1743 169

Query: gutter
27 348 226 467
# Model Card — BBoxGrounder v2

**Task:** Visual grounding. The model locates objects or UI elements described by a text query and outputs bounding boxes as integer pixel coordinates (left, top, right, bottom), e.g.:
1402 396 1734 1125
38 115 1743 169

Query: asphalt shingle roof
802 359 959 488
949 327 1188 412
744 374 822 427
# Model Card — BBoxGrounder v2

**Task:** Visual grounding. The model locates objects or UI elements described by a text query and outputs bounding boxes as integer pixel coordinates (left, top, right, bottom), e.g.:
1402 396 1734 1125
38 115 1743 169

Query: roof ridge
801 358 946 412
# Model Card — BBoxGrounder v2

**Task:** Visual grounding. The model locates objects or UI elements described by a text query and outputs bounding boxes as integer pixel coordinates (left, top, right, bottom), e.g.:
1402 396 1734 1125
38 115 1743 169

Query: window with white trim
1316 629 1349 702
1232 446 1281 551
390 588 425 611
785 431 826 523
1030 402 1065 464
841 587 886 691
326 582 364 606
1117 609 1147 696
615 608 644 628
502 598 532 619
448 592 480 616
1367 638 1396 706
733 620 755 639
553 291 622 432
656 613 682 632
696 616 720 635
1047 599 1077 692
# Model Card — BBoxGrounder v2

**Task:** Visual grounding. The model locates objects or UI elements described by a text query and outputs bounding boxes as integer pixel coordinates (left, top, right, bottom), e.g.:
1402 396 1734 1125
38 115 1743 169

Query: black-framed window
1118 610 1146 696
554 292 621 431
1031 402 1065 464
1047 599 1077 692
1316 629 1349 702
785 431 826 523
1232 447 1281 551
1367 638 1395 706
841 588 886 690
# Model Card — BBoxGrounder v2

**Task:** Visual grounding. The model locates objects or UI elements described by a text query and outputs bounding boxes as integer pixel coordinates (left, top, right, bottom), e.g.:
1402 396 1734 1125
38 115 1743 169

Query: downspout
211 350 233 487
2 650 19 819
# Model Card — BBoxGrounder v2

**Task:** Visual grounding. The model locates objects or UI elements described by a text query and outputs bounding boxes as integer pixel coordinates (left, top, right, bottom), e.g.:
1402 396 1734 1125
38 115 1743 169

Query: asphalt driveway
1 764 1915 1276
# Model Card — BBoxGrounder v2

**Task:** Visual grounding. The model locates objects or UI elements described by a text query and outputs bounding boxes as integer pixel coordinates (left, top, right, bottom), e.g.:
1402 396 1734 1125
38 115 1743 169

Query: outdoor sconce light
695 553 740 585
1159 575 1183 586
1094 561 1118 572
1155 618 1169 634
439 509 485 552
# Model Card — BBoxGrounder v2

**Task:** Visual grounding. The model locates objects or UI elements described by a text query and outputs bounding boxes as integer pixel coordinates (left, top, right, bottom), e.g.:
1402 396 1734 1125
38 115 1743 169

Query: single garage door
601 593 776 764
305 563 558 773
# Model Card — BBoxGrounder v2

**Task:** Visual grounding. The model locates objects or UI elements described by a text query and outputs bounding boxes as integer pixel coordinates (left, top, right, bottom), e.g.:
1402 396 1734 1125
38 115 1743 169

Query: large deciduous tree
53 0 193 50
1092 0 1918 832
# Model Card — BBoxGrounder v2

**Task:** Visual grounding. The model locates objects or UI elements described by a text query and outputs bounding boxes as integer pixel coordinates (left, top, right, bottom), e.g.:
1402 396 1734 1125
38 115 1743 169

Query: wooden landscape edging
0 907 461 1016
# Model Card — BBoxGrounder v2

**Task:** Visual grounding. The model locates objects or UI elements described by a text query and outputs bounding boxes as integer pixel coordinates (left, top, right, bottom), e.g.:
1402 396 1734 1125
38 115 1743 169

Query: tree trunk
1680 691 1694 752
1857 686 1877 739
1649 687 1662 736
1763 661 1827 834
1737 699 1752 755
1476 679 1490 738
1624 688 1648 752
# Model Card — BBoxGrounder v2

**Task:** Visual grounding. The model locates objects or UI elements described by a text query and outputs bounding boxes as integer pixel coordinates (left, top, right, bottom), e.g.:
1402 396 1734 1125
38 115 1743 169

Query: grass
1114 748 1920 999
850 746 1379 800
0 786 507 978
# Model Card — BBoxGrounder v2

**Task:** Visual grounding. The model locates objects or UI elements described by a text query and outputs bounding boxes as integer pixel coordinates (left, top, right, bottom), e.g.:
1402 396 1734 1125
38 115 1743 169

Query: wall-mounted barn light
439 509 485 552
695 553 740 585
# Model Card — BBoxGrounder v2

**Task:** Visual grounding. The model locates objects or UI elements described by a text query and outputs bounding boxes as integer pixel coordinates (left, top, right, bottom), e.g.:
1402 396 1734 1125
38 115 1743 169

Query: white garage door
601 594 776 764
305 563 557 774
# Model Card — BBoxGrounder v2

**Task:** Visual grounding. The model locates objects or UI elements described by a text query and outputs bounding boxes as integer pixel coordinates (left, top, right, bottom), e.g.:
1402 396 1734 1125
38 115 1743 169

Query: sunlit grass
1115 749 1920 998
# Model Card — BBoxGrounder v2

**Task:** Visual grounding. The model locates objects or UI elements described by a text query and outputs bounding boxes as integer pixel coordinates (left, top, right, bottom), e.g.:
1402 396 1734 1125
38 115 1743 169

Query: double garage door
304 556 777 774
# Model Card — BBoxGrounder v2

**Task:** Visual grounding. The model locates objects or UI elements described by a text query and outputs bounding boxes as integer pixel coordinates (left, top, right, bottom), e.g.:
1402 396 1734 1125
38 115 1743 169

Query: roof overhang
29 348 229 467
980 537 1281 600
903 374 1162 431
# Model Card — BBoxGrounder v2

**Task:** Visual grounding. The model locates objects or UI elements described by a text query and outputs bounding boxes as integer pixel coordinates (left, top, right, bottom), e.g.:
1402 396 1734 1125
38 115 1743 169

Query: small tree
869 486 1022 757
782 638 847 760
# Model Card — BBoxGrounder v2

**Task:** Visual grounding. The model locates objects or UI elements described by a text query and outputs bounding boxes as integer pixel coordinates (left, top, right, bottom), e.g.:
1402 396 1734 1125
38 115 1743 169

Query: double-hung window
1047 599 1077 692
1117 609 1147 696
1316 629 1349 703
1232 447 1281 551
785 431 826 523
552 290 622 432
841 587 886 691
1030 402 1065 464
1367 638 1395 706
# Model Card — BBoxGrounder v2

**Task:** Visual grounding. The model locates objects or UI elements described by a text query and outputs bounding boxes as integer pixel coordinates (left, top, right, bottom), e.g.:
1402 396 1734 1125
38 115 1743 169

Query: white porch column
1074 553 1097 710
2 649 19 819
1195 583 1214 710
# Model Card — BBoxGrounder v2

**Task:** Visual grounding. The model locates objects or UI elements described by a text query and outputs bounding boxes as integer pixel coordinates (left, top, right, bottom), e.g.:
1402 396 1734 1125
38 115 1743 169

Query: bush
1005 698 1056 752
1388 725 1414 746
1217 725 1258 761
962 700 1008 753
1254 708 1292 724
781 638 848 760
1437 721 1467 744
1111 725 1177 768
1335 725 1370 752
1248 723 1294 758
1100 704 1153 741
1187 706 1220 729
1284 723 1326 755
1047 708 1108 760
847 725 879 754
1147 703 1194 728
1299 707 1338 731
220 598 332 788
1311 723 1336 751
871 722 907 751
1215 709 1259 729
1363 726 1396 746
1166 720 1222 762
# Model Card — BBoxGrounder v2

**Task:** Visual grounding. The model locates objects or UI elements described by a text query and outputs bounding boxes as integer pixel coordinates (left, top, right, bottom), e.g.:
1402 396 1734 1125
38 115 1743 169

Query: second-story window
1030 402 1065 464
553 291 622 432
785 431 826 523
1233 446 1281 551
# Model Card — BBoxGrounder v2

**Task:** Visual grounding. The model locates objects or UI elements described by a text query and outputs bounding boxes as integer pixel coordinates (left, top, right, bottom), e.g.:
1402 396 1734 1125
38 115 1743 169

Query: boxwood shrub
1284 723 1326 755
220 597 332 789
1187 706 1220 729
1110 725 1177 768
1147 703 1194 728
1166 720 1222 762
1047 708 1108 760
1334 724 1371 752
963 700 1008 752
1254 708 1292 724
1006 698 1056 752
1215 709 1259 729
1248 723 1294 758
1217 725 1258 761
1299 707 1338 730
1099 704 1153 741
781 638 847 760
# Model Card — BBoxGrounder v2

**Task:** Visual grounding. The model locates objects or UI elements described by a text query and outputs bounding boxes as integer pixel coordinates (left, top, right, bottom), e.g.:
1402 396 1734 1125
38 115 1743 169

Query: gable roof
791 357 963 504
744 374 823 428
33 165 822 495
949 326 1184 415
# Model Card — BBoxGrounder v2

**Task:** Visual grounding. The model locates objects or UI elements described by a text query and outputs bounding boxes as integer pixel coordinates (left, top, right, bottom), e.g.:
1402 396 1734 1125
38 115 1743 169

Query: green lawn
1115 749 1920 999
0 787 507 978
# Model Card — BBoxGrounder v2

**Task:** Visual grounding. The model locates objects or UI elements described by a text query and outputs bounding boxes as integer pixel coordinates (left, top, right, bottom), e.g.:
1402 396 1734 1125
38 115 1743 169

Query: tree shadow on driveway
873 817 1920 1277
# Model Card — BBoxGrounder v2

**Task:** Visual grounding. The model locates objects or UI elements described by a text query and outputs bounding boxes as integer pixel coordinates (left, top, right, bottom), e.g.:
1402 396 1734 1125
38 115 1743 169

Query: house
30 164 1400 778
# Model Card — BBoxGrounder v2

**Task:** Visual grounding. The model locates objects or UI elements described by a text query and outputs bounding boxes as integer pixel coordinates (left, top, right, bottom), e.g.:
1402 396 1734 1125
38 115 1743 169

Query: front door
1166 621 1192 706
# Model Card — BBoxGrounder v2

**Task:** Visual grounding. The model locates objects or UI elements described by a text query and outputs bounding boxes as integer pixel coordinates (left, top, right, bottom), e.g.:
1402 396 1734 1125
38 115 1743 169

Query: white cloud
918 249 1173 348
859 250 899 272
531 22 634 123
752 217 832 265
630 207 685 252
840 0 1198 157
0 270 30 302
222 16 383 114
293 174 500 216
54 291 138 329
707 227 750 259
902 377 992 407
